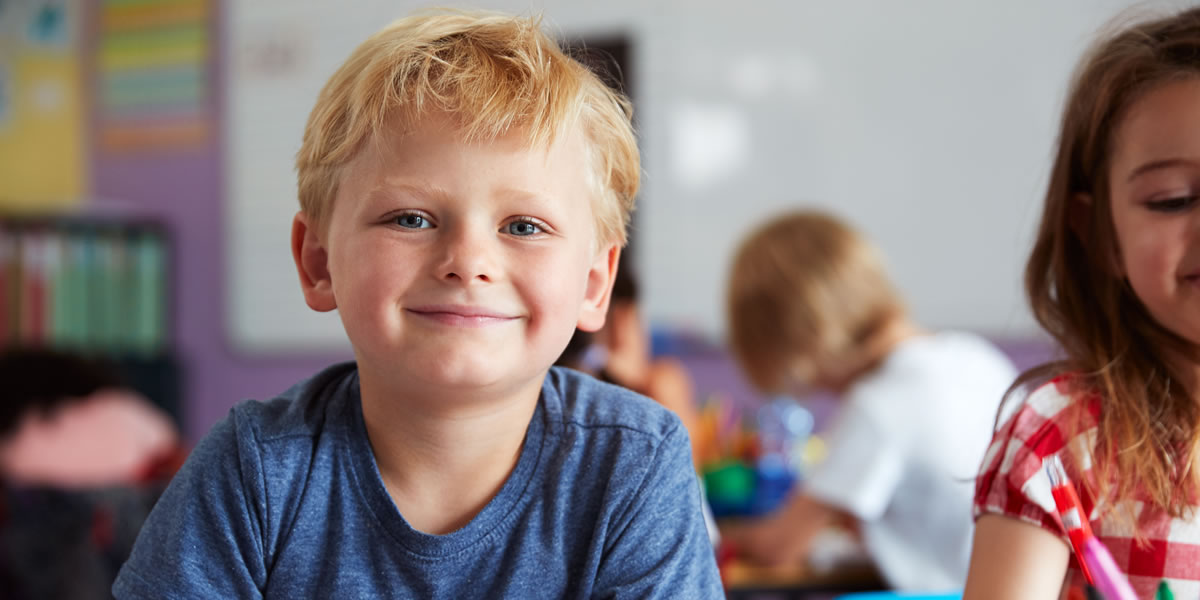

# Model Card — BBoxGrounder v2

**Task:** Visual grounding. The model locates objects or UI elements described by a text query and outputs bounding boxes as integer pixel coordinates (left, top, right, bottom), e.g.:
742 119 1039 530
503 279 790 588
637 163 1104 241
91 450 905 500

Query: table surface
719 523 887 599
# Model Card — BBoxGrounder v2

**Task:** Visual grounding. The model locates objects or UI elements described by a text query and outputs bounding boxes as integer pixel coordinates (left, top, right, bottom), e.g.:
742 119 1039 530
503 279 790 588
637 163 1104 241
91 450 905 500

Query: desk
723 559 885 600
721 525 886 600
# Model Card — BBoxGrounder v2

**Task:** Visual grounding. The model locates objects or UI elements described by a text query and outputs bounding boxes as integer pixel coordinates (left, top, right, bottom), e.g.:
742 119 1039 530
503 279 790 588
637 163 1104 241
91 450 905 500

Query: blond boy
114 11 720 598
723 211 1016 591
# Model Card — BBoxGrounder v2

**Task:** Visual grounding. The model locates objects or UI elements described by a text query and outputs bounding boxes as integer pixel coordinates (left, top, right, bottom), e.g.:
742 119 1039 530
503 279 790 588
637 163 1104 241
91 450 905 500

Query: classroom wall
86 0 350 441
221 0 1152 355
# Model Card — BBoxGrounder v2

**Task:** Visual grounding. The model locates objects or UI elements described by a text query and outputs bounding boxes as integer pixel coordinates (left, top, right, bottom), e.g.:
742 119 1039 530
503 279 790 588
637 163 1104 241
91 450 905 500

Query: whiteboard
225 0 1166 354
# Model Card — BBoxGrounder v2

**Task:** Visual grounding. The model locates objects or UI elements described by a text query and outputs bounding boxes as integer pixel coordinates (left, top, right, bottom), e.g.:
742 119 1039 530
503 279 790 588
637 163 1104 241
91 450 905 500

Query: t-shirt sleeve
113 409 268 599
973 396 1067 538
804 401 905 520
592 423 724 599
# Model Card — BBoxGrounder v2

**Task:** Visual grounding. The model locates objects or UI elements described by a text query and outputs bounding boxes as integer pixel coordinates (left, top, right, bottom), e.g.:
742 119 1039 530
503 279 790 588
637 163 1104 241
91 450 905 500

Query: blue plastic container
834 592 961 600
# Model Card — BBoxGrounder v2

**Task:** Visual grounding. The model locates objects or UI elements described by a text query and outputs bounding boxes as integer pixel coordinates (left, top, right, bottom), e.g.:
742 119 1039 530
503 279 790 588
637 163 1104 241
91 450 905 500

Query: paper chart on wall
96 0 212 153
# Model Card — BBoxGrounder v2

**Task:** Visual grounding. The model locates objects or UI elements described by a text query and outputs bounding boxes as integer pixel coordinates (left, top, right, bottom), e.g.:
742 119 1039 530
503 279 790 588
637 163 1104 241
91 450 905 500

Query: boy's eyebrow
363 179 566 215
368 180 454 203
493 186 557 208
1126 157 1200 183
371 181 560 208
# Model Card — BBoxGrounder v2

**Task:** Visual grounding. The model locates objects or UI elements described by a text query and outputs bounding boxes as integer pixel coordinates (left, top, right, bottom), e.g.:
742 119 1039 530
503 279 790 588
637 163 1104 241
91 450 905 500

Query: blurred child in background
555 253 719 543
966 7 1200 599
556 253 701 457
722 211 1017 591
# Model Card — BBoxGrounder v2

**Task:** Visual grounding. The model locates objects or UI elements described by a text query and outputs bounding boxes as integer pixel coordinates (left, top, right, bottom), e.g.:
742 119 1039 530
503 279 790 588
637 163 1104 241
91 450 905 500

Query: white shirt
804 331 1018 591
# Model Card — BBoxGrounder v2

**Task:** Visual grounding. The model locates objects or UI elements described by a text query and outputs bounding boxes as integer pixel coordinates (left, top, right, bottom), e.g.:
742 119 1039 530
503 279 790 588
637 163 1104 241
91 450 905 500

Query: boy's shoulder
227 361 359 443
887 330 1015 374
542 366 682 443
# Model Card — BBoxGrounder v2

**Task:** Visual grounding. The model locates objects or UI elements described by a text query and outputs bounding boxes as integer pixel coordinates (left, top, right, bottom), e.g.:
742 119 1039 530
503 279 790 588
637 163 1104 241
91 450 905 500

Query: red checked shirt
974 376 1200 600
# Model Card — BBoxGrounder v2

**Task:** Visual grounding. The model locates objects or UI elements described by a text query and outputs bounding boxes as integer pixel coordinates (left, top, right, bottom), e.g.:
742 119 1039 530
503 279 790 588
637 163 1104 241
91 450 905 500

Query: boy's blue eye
395 214 432 229
1146 196 1197 213
506 221 541 236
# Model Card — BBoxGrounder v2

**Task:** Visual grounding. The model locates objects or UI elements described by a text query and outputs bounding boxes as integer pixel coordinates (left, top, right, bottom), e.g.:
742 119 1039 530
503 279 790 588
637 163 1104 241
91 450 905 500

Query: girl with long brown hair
966 6 1200 599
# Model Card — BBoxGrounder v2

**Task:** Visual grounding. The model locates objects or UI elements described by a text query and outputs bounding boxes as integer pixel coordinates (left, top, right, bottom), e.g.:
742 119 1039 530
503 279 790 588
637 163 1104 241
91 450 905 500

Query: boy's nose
437 226 495 284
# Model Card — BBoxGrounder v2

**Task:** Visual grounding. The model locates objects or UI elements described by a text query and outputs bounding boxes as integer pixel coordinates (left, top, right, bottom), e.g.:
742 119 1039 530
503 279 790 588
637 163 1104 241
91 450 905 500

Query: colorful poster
96 0 212 152
0 0 85 212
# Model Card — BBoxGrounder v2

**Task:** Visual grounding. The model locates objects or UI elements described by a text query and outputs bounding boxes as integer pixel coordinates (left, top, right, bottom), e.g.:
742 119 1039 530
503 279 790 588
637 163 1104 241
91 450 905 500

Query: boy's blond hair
295 10 639 247
726 211 905 393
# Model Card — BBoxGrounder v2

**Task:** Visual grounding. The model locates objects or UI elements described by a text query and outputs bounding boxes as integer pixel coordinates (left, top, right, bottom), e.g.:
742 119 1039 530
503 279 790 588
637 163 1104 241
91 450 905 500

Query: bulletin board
224 0 1157 354
0 0 85 212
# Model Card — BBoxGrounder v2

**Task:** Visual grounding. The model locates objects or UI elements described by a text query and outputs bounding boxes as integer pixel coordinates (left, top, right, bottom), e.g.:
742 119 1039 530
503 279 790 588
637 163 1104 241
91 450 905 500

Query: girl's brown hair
1020 6 1200 526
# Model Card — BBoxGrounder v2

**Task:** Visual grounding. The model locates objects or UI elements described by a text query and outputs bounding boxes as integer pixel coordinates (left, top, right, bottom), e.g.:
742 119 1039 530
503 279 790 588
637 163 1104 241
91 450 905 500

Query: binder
0 226 13 346
1 218 169 355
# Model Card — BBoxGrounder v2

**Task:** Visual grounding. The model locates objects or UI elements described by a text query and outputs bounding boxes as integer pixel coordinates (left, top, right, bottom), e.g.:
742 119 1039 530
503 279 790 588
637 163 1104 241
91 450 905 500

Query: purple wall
676 336 1058 433
87 0 348 442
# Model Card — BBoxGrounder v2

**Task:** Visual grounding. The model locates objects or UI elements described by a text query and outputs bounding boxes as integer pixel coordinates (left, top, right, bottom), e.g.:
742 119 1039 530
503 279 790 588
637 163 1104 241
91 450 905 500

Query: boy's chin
374 357 550 397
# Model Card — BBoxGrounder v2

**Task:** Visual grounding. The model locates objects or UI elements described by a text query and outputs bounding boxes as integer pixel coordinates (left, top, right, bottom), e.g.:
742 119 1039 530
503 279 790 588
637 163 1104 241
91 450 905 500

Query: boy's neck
357 372 542 535
824 316 926 394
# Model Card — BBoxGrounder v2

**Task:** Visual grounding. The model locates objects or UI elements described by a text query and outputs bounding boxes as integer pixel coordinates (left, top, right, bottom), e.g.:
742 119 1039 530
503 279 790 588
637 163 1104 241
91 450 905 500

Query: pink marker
1083 537 1137 600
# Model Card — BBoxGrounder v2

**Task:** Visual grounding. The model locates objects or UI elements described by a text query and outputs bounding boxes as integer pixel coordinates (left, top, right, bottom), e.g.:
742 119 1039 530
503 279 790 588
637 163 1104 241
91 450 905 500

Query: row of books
0 220 169 355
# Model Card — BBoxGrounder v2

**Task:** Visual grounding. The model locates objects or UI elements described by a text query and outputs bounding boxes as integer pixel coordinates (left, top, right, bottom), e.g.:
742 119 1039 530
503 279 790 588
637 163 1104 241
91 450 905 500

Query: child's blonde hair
726 211 905 393
1021 6 1200 525
295 10 639 247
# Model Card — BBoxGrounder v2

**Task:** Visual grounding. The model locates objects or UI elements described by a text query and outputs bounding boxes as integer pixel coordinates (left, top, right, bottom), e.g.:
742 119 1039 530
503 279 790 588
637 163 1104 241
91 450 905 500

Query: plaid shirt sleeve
973 377 1108 594
973 377 1088 537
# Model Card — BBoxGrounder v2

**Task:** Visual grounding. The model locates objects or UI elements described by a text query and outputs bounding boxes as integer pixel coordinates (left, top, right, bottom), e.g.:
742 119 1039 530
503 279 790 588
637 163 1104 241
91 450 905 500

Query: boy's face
293 111 619 398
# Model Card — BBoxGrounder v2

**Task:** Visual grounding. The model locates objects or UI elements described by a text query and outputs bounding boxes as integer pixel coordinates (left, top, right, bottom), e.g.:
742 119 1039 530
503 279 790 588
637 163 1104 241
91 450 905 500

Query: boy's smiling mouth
405 304 519 327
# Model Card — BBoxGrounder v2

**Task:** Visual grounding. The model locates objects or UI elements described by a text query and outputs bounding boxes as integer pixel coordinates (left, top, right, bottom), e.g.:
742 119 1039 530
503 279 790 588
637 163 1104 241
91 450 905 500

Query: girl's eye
1146 196 1197 213
505 220 542 236
394 213 433 229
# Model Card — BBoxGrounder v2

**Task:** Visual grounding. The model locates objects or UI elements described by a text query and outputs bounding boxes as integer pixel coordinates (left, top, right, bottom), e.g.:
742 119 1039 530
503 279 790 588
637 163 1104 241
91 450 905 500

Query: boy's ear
291 211 337 312
576 243 621 332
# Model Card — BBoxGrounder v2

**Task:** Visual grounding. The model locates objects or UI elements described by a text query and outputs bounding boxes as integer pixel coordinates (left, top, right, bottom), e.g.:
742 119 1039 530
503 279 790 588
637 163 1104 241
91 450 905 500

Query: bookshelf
0 216 181 425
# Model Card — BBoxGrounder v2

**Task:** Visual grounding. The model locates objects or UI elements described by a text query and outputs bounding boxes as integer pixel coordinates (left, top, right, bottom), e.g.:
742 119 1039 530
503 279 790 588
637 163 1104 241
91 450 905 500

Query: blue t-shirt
113 363 723 599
